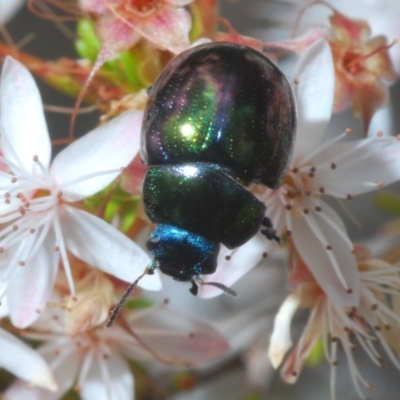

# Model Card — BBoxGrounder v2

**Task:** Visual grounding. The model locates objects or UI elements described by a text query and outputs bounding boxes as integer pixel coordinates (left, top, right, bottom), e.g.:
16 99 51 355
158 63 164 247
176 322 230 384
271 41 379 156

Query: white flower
4 298 229 400
269 245 400 400
251 0 400 73
201 40 400 305
0 56 161 329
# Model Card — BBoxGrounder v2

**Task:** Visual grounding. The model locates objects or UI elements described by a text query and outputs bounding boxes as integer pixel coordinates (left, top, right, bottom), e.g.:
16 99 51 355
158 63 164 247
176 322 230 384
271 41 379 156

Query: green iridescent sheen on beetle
140 42 297 295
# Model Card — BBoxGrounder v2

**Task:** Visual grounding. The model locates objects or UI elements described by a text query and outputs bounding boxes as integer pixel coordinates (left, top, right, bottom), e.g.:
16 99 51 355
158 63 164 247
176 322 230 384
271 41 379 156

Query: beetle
108 42 296 326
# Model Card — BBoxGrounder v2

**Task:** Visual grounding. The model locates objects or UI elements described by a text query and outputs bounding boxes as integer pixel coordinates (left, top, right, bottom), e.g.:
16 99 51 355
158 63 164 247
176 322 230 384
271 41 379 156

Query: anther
291 370 297 377
33 155 39 162
53 246 59 251
29 228 35 234
346 288 353 294
345 128 352 135
0 247 4 253
376 181 383 188
331 336 338 342
326 245 332 250
24 201 29 208
332 360 339 366
308 172 315 178
310 166 316 173
71 296 78 302
11 177 17 183
374 325 381 331
57 191 62 198
19 206 26 215
18 261 25 266
397 134 400 140
371 304 378 310
385 324 391 330
292 167 299 173
331 162 336 170
5 199 10 204
12 224 18 231
293 78 299 84
347 194 353 200
285 204 292 210
319 187 325 194
262 252 268 259
35 308 41 314
377 131 383 137
315 206 322 212
225 255 231 261
303 208 309 214
4 192 10 198
286 230 292 236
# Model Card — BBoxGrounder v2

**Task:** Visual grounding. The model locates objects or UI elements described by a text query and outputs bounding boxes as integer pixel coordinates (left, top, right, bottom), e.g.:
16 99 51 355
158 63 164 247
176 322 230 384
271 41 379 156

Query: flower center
126 0 159 17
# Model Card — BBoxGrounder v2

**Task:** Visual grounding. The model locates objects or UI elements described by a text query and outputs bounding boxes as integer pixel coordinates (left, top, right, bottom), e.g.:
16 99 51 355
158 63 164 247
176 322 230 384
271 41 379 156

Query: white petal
200 234 269 298
8 231 59 328
0 293 9 317
61 205 161 291
0 327 57 391
0 0 25 23
291 201 360 307
80 351 133 400
126 304 230 365
50 111 143 202
0 56 51 173
292 39 334 160
6 343 81 400
268 292 301 368
311 137 400 197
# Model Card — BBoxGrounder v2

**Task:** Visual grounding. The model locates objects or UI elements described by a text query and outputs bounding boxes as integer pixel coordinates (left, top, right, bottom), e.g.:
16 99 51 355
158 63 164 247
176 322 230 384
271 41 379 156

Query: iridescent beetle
108 42 296 326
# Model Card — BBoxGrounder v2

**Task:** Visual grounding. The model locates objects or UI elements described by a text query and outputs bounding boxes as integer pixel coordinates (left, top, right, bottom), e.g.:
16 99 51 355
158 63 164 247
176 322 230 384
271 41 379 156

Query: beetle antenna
196 277 237 297
107 265 155 327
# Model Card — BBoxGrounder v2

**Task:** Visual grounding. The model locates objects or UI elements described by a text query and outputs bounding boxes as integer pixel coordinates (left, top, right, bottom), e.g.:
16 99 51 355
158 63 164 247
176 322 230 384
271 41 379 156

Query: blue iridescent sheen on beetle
141 42 296 295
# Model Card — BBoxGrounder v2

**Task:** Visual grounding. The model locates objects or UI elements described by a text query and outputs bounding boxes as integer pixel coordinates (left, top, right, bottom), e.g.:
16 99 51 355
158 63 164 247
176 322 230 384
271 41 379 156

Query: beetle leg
260 216 280 243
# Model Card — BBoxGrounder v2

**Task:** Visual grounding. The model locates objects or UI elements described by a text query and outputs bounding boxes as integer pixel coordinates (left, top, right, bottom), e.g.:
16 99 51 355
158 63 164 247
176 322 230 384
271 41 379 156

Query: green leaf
306 338 324 367
375 191 400 215
75 19 101 61
125 297 153 310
